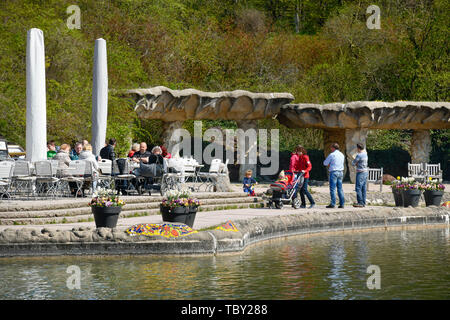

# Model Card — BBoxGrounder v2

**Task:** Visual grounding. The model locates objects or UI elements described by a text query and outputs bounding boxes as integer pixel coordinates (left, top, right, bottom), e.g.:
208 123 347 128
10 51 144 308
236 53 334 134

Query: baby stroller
267 171 304 209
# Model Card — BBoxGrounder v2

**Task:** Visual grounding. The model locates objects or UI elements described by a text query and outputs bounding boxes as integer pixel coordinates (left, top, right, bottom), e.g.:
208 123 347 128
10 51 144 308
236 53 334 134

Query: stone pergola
278 101 450 181
127 86 295 180
126 87 450 182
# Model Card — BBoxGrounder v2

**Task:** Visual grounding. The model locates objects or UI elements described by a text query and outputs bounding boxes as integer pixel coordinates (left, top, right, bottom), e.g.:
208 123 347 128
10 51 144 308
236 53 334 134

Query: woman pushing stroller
290 145 315 208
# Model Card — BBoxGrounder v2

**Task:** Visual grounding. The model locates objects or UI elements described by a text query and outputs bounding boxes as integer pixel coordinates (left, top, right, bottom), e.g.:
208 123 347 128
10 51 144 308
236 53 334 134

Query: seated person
128 143 140 158
131 142 152 164
52 143 71 172
132 145 164 190
70 142 83 160
268 171 290 196
78 143 99 193
160 145 172 159
148 146 164 165
47 140 57 159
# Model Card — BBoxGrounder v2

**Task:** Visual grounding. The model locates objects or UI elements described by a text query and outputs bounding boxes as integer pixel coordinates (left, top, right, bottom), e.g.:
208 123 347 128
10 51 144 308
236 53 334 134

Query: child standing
243 169 257 196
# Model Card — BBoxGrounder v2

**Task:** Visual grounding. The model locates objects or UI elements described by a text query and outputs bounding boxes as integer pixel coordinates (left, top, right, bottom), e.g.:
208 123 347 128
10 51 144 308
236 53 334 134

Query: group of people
46 139 172 171
243 142 369 209
45 138 173 195
47 139 99 174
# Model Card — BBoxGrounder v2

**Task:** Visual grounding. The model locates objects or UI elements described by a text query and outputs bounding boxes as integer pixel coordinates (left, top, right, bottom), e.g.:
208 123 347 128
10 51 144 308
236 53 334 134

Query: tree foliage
0 0 448 177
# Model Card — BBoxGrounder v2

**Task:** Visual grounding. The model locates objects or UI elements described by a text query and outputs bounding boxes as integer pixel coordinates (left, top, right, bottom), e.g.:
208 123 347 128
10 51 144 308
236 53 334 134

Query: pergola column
345 128 368 183
410 129 431 164
161 120 184 157
236 120 258 181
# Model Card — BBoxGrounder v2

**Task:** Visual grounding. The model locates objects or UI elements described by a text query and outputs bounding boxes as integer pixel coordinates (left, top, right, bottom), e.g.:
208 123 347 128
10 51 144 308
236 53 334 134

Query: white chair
34 160 60 198
83 160 98 195
11 160 35 199
0 161 15 199
408 163 425 182
197 159 222 192
367 168 383 192
113 158 136 194
60 160 86 198
424 163 443 182
97 159 112 189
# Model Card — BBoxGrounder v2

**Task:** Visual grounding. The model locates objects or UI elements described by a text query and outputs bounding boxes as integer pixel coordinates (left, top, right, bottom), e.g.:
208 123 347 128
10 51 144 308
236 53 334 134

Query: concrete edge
0 207 449 257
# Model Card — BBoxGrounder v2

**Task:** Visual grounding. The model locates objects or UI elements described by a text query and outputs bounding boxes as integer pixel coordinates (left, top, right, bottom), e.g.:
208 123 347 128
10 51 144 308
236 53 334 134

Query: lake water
0 226 449 300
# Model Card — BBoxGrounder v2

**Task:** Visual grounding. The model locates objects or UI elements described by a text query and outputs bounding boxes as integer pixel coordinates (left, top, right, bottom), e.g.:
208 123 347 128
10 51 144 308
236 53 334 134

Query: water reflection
0 226 449 300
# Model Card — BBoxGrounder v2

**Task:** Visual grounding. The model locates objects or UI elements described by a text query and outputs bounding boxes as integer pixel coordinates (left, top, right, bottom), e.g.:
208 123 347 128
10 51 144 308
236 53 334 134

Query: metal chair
0 161 15 199
83 160 98 195
97 159 113 189
11 160 35 199
60 160 86 198
113 158 136 194
197 159 222 192
34 160 60 198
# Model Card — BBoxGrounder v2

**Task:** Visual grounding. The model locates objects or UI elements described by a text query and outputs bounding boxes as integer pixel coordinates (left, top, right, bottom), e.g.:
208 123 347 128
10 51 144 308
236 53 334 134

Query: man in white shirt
323 142 345 208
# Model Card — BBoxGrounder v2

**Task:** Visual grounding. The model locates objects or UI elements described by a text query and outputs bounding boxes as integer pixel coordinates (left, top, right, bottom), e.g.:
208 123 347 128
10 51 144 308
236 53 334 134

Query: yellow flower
397 176 400 180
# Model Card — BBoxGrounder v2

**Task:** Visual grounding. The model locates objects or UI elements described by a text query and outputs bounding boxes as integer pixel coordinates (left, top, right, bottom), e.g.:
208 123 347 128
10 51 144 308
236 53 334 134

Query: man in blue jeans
323 143 345 208
351 143 368 207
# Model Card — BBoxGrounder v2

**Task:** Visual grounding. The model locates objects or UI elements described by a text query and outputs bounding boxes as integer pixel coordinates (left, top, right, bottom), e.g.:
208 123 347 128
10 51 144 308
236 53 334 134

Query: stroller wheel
292 197 301 209
275 202 283 209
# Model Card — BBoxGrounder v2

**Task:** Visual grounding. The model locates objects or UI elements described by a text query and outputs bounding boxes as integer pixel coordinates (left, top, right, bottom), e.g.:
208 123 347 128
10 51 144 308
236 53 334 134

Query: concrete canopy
278 101 450 130
127 86 295 121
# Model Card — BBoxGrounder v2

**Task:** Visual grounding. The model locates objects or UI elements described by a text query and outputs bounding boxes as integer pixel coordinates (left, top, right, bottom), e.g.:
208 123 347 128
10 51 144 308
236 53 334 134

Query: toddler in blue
243 170 257 196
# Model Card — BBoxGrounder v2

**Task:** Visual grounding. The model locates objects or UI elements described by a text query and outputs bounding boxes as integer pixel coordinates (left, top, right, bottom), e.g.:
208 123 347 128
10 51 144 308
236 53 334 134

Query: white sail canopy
91 38 108 156
26 28 47 162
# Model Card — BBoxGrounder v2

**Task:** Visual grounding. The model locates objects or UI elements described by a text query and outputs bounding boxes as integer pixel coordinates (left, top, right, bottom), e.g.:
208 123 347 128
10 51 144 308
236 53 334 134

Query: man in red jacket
289 145 316 208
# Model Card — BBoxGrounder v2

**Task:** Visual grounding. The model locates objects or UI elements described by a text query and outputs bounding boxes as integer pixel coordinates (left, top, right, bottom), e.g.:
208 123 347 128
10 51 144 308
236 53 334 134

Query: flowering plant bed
88 188 125 207
160 189 200 228
419 178 445 191
160 189 200 211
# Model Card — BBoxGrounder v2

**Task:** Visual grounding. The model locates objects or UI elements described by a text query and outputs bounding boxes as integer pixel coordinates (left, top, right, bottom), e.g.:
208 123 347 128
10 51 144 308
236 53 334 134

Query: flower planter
161 206 197 228
91 206 122 228
392 189 403 207
401 189 422 208
423 190 444 207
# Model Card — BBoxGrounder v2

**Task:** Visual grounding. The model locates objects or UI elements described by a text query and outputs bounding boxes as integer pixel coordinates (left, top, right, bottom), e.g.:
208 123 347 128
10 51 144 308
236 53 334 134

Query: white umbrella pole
91 38 108 157
26 28 47 162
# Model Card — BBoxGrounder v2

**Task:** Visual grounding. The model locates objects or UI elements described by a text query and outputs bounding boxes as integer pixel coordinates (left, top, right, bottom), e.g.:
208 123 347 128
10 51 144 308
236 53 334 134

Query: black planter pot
189 206 198 214
91 206 122 228
423 190 444 206
160 204 170 214
185 212 197 228
392 189 403 207
402 189 422 208
161 206 196 228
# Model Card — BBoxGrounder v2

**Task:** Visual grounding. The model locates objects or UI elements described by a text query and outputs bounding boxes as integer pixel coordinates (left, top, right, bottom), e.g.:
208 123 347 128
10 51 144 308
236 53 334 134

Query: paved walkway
0 204 379 232
1 182 448 232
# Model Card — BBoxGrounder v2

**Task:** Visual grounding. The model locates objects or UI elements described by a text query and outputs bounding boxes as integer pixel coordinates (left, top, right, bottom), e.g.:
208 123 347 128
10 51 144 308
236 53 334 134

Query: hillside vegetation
0 0 448 178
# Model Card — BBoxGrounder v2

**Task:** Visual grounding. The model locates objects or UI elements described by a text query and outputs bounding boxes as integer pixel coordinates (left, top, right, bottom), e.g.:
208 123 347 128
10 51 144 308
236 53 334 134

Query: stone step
0 201 264 225
0 196 262 219
0 192 254 212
